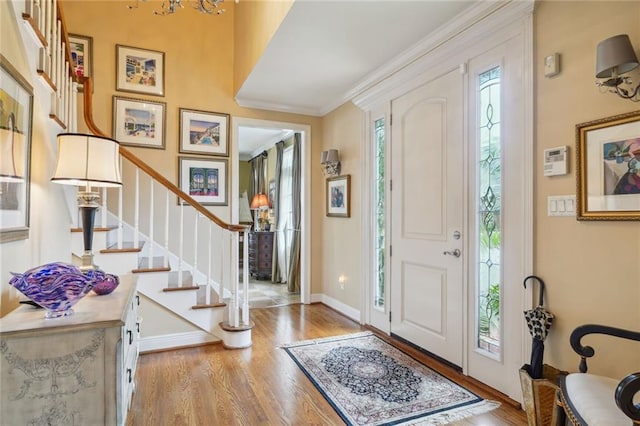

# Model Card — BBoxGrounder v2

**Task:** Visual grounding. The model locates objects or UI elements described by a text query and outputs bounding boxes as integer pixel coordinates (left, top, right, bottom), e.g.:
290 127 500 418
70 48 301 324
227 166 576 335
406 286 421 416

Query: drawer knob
127 330 133 344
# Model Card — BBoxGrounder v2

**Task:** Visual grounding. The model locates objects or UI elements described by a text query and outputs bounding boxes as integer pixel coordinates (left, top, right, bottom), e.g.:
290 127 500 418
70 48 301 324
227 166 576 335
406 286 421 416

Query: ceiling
235 0 477 118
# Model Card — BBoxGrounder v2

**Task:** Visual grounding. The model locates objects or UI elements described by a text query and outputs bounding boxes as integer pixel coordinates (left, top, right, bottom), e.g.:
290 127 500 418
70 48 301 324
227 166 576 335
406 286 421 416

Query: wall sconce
250 193 269 232
51 134 122 270
321 149 341 177
595 34 640 102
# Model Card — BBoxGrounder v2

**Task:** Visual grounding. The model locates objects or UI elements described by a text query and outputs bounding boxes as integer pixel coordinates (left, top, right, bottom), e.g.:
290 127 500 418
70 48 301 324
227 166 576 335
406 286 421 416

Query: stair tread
100 241 144 253
71 225 118 232
162 285 199 292
192 302 226 310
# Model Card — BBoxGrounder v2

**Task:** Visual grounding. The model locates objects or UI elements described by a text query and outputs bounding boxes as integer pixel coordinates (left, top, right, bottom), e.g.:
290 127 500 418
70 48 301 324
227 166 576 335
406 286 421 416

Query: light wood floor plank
127 303 527 425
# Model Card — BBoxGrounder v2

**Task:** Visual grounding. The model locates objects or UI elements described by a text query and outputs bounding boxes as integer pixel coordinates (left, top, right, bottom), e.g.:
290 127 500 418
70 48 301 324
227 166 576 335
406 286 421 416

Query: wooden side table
248 231 274 280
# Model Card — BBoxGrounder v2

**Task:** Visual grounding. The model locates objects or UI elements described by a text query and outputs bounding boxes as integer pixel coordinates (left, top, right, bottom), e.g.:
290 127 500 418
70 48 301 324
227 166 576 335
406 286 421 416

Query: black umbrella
523 275 554 379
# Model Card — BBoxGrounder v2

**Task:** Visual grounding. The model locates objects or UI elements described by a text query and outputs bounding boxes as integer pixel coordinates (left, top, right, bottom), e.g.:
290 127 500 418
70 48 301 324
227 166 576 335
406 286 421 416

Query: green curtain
287 133 301 293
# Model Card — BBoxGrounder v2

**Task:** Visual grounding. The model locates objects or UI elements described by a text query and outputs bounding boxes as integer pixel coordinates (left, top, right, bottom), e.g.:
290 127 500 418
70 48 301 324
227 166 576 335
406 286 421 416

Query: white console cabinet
0 274 139 425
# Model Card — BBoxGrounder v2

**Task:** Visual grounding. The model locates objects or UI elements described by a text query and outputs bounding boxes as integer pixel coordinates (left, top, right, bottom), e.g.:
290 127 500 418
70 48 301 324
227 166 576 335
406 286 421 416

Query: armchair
556 324 640 425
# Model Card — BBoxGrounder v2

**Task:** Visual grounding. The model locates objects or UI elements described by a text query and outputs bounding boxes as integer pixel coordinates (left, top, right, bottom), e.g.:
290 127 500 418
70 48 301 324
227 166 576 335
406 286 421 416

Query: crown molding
352 0 534 111
235 95 324 117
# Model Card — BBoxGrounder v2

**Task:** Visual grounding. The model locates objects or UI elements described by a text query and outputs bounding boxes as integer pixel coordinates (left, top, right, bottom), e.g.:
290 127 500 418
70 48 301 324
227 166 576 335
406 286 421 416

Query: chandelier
128 0 227 16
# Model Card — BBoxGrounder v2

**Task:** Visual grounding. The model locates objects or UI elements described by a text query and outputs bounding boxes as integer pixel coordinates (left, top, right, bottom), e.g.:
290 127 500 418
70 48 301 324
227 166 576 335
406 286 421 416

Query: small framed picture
68 34 92 91
179 108 230 156
577 109 640 220
113 96 166 149
116 44 164 97
326 175 350 217
178 157 228 206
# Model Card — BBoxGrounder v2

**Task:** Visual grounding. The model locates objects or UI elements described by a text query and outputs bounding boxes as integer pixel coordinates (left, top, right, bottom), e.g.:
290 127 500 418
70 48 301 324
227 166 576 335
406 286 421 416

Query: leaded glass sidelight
477 67 502 356
374 118 385 309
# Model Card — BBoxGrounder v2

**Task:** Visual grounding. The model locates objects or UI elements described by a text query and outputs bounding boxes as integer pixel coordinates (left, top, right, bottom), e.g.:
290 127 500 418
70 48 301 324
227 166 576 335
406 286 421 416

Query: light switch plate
544 53 560 78
548 195 575 216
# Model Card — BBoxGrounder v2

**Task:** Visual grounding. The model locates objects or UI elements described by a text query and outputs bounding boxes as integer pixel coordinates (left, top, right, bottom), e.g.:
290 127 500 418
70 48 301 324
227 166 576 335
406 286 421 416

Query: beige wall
534 0 640 378
233 0 293 94
319 102 363 308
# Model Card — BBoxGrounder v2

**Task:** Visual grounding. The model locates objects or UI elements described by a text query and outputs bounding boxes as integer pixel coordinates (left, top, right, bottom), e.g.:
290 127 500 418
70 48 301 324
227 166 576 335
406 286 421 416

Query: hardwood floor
127 304 527 425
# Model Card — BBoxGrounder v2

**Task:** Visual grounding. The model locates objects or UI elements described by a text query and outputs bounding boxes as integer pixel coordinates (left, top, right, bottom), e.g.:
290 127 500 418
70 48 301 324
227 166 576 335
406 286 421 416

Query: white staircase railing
21 0 252 336
22 0 77 130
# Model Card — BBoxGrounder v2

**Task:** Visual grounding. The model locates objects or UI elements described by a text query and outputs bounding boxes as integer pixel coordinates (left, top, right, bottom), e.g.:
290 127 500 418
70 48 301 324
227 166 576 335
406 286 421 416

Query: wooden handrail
80 77 248 233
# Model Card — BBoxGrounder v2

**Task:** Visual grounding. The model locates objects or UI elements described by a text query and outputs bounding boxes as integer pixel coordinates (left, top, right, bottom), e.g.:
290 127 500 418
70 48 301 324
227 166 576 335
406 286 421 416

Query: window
476 66 502 355
374 118 385 309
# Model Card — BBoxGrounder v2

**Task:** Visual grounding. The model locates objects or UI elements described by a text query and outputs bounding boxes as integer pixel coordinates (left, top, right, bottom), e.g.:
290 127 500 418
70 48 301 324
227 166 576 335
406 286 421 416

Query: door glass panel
477 67 501 356
374 118 385 309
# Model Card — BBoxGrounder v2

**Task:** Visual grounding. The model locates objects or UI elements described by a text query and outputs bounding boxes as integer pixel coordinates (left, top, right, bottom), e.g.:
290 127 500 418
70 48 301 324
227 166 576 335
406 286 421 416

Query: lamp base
78 191 100 271
79 251 96 271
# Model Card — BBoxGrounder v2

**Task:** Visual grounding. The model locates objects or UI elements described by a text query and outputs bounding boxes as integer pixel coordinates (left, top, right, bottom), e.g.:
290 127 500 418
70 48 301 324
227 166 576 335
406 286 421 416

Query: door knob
443 249 461 257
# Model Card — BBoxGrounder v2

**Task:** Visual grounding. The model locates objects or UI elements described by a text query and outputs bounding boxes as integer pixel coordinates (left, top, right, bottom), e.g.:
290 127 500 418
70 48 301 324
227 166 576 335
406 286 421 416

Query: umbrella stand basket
519 363 567 426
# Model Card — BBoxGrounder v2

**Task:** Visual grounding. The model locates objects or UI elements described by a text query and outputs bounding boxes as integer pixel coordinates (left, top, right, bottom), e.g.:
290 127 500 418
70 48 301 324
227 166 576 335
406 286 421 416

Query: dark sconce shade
595 34 640 101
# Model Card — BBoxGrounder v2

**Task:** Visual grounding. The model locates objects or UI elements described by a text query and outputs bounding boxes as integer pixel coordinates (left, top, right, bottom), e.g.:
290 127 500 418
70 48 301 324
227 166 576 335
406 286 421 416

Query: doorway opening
231 118 311 308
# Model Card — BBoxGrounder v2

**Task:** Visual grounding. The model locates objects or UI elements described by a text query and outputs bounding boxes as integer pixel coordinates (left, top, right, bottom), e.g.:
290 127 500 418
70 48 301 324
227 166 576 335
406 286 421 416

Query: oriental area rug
282 332 499 425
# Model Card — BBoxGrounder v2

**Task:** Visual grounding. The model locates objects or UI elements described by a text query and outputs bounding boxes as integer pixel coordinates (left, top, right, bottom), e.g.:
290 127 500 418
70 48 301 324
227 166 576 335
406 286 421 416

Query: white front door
390 68 464 367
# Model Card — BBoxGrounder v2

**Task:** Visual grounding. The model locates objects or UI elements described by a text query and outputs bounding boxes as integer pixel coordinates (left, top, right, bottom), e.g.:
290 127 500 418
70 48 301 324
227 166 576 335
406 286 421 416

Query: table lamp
250 193 269 231
51 134 122 270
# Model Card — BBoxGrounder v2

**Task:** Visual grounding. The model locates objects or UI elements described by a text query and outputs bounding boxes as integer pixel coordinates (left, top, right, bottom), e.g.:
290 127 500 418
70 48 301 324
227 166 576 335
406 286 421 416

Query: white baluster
178 203 184 287
193 213 199 287
229 232 239 327
207 222 212 306
217 225 224 304
164 191 169 268
117 158 123 249
242 229 250 325
134 168 139 248
148 179 154 268
40 0 50 74
38 0 45 37
25 0 34 19
101 186 107 228
62 57 68 125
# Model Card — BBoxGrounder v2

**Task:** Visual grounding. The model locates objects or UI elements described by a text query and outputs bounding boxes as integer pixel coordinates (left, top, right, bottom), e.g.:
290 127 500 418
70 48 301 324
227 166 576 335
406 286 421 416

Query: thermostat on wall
543 146 568 176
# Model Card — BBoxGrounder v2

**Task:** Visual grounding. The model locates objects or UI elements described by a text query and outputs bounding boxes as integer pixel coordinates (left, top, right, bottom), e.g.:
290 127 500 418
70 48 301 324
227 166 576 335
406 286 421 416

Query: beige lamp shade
0 128 26 181
250 193 269 209
51 133 122 187
320 150 328 164
596 34 640 78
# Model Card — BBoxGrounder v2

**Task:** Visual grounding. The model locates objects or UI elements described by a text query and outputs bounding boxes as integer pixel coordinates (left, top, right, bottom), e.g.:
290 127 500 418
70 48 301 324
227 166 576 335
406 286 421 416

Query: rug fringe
400 400 501 425
279 331 373 348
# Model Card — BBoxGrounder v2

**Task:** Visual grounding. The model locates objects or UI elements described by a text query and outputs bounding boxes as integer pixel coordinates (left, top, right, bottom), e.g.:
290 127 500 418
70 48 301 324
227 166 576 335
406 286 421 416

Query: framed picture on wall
178 157 228 206
577 110 640 220
113 96 166 149
116 44 165 97
326 175 350 217
68 33 93 91
179 108 230 156
0 55 33 243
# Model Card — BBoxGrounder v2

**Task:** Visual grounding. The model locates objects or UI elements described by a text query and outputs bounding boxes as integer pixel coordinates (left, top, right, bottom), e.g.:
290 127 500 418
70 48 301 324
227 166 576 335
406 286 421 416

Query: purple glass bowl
9 262 96 318
90 272 120 296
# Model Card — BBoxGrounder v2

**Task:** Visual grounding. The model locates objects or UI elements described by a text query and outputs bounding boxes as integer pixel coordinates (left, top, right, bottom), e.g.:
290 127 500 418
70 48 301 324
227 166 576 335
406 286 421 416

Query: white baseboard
310 293 361 323
139 330 220 353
